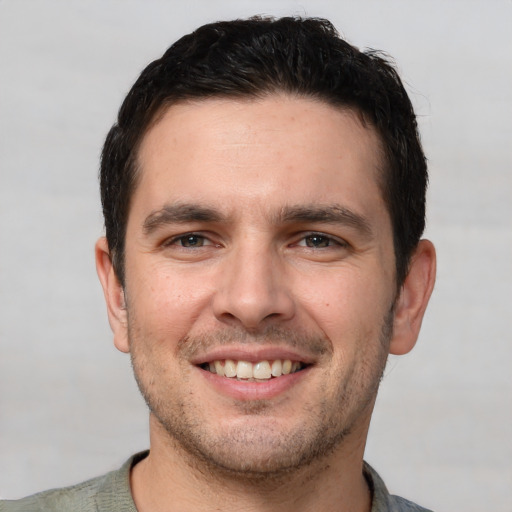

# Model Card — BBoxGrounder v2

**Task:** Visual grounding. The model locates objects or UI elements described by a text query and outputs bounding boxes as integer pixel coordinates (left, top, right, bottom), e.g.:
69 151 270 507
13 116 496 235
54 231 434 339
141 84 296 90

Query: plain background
0 1 511 510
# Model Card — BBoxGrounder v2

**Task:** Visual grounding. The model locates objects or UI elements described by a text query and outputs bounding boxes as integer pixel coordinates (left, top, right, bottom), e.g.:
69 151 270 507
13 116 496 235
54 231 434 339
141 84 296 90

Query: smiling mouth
199 359 307 382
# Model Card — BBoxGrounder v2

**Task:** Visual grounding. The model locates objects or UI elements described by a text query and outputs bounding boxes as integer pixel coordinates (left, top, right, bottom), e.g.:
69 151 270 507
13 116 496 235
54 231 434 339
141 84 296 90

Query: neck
130 416 372 512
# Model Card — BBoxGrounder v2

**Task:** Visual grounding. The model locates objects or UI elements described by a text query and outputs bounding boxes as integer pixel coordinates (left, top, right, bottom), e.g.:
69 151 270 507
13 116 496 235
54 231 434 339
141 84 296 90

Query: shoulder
1 473 109 512
386 495 434 512
0 452 147 512
364 461 434 512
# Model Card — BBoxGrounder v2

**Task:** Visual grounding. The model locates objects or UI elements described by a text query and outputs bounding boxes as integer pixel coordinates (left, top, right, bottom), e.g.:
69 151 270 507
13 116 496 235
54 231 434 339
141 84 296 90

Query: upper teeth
206 359 302 380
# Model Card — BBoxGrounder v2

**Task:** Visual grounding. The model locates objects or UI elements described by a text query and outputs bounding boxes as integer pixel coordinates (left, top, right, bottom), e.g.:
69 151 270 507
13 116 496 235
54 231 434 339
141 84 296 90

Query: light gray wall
1 1 510 510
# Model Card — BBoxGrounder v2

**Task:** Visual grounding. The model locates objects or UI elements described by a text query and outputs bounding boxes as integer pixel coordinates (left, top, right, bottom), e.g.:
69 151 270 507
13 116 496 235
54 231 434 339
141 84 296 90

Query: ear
389 239 436 355
95 237 130 353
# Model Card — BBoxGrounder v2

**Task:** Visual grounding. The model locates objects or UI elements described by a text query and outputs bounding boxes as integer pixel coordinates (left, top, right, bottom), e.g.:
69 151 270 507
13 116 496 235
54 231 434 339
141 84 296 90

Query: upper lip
189 345 317 366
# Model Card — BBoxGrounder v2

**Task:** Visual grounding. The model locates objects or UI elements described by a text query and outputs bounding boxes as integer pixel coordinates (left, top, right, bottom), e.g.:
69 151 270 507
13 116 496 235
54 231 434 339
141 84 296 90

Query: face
100 95 421 476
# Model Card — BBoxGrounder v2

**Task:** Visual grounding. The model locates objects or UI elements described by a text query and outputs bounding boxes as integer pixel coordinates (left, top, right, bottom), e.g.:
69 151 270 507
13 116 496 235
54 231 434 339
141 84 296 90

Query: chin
152 407 351 479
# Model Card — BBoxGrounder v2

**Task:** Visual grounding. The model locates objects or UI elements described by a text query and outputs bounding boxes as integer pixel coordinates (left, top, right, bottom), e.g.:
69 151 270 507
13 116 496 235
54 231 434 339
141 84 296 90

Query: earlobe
389 239 436 355
95 237 130 353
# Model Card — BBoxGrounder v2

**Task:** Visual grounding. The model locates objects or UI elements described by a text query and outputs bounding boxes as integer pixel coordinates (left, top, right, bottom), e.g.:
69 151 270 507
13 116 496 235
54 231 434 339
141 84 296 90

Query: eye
180 234 205 247
303 234 331 248
166 233 212 248
296 233 346 249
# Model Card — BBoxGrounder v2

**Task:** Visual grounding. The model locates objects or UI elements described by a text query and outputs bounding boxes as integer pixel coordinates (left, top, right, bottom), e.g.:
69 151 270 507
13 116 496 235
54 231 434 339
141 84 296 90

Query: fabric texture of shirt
0 452 433 512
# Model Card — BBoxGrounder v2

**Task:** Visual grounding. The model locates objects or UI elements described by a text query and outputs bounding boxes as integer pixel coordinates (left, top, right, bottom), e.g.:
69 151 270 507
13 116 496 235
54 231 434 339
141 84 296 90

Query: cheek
292 265 394 368
126 263 215 344
296 268 391 327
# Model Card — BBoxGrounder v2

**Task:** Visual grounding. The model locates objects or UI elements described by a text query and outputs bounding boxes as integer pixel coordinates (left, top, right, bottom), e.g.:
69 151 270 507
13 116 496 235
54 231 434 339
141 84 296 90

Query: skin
96 94 436 512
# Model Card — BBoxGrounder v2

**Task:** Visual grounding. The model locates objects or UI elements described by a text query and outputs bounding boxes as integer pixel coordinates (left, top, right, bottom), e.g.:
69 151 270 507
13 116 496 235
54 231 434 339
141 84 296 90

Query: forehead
132 95 387 223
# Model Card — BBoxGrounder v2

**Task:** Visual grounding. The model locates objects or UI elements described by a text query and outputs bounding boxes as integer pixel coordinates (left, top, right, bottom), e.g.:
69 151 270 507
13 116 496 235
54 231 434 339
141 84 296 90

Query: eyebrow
142 202 373 238
143 203 226 234
278 205 374 238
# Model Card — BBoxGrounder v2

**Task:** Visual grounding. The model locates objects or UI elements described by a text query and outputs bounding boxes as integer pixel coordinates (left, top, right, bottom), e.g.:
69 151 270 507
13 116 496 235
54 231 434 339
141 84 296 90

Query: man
2 16 436 512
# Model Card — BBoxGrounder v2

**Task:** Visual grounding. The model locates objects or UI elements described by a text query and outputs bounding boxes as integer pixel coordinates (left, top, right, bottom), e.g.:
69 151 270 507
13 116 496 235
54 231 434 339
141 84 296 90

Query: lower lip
197 366 311 401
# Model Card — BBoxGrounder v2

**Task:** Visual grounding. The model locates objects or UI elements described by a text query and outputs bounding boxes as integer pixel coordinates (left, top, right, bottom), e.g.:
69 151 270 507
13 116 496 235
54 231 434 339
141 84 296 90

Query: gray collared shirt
0 452 434 511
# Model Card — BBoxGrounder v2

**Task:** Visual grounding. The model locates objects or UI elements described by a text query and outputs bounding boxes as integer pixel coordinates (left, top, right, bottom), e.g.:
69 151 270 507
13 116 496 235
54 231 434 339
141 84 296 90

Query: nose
212 241 295 330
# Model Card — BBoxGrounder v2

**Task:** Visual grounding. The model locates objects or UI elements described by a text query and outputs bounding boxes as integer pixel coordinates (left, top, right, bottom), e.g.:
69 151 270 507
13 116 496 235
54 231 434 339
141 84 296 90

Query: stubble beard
129 312 393 482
